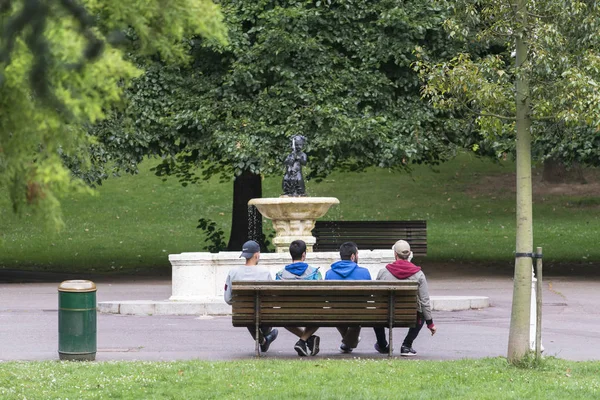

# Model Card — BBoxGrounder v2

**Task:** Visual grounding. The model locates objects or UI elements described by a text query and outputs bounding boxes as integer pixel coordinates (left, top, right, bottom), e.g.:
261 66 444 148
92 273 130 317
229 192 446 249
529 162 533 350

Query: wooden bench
312 220 427 256
231 280 419 357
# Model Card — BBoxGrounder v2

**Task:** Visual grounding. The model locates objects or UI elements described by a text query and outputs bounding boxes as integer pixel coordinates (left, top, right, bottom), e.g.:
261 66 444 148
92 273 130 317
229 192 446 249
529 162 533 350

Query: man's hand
428 324 437 336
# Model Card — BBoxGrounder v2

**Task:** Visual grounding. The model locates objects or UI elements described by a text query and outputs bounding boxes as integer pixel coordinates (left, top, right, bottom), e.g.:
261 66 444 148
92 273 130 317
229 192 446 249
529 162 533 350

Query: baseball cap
392 240 411 256
240 240 260 258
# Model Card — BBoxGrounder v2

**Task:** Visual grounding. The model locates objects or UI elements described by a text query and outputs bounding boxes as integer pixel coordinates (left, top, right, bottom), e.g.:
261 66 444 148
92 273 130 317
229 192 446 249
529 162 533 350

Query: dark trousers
374 312 424 348
247 326 273 343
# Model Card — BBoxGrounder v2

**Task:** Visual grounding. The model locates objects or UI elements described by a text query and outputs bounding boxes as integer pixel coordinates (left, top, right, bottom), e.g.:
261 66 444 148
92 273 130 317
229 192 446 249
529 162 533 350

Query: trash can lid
58 280 97 292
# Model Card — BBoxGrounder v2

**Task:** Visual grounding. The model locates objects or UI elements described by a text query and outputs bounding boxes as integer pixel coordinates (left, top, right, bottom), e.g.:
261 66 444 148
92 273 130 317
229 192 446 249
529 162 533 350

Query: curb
98 295 490 316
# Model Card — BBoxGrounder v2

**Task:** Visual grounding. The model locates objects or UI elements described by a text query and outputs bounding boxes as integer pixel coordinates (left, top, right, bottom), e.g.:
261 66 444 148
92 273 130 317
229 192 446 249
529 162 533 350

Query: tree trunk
227 170 263 251
542 158 586 184
507 0 533 364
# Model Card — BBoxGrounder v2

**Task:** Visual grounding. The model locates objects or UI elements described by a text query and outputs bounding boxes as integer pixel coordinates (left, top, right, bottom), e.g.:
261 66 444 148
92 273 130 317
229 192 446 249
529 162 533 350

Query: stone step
98 295 489 316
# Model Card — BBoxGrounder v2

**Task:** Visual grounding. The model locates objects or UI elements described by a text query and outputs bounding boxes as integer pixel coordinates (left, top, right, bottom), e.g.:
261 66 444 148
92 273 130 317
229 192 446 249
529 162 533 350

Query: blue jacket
325 260 371 280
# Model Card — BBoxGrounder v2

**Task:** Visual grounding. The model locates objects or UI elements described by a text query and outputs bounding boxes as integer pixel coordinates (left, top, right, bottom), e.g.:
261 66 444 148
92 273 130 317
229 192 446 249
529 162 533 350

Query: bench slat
312 220 427 254
233 320 416 328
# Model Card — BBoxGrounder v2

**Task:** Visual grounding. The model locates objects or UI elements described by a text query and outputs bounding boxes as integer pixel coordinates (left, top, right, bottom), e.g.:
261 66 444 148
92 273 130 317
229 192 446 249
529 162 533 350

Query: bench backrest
312 220 427 255
231 280 419 328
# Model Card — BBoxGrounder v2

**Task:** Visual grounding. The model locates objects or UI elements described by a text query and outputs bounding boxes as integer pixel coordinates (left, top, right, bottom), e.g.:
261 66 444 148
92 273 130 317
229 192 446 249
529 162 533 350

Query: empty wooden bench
312 220 427 256
231 280 419 357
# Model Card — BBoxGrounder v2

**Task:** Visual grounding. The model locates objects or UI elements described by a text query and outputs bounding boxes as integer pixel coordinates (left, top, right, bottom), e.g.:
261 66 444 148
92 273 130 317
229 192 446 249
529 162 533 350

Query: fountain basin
248 197 339 252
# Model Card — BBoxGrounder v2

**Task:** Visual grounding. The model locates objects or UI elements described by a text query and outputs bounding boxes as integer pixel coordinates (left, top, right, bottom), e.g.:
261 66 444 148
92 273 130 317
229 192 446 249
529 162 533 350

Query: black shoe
307 335 320 356
374 343 389 354
260 329 279 353
294 340 309 356
339 343 353 353
400 345 417 357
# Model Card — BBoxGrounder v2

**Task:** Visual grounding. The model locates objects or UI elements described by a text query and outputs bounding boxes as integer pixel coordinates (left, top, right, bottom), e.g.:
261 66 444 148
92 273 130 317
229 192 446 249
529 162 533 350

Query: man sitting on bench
325 242 371 353
275 240 322 357
373 240 436 356
224 240 279 353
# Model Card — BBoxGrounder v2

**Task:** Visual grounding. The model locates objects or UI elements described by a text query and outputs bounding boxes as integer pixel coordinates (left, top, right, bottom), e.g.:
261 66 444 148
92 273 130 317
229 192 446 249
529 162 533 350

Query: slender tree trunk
227 170 263 251
507 0 533 363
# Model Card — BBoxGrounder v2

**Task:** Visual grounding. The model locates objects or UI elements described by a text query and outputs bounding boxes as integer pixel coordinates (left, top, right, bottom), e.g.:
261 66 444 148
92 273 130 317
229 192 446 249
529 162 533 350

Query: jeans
247 326 273 342
374 311 425 348
337 326 361 348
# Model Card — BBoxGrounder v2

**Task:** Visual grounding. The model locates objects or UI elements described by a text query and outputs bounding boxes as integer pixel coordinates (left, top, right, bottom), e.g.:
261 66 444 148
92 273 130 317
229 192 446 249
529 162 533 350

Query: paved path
1 267 599 362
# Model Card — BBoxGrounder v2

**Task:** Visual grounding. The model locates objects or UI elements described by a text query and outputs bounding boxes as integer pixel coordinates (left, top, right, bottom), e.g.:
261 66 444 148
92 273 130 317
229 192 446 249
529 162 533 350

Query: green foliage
0 0 227 227
197 217 227 253
95 0 461 184
1 358 600 399
417 0 600 166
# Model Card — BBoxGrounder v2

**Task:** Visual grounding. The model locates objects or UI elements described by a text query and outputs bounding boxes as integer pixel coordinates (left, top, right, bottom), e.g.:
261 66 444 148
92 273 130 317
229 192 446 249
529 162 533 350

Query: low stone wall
169 250 395 313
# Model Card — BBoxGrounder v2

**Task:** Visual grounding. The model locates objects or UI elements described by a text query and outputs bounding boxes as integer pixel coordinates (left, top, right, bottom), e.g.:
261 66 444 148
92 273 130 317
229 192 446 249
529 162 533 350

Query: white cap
392 240 411 256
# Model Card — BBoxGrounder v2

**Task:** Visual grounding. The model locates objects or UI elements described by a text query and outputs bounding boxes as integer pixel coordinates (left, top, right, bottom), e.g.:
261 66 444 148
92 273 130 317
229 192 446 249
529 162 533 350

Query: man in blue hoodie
275 240 322 357
373 240 436 356
325 241 371 353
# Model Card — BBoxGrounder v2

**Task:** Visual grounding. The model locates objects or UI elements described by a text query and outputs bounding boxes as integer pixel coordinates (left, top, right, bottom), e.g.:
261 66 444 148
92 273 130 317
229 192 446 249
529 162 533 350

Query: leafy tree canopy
416 0 600 166
95 0 461 185
0 0 226 227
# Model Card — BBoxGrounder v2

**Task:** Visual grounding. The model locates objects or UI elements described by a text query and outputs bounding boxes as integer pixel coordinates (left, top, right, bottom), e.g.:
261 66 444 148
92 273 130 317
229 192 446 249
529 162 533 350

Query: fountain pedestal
248 197 339 252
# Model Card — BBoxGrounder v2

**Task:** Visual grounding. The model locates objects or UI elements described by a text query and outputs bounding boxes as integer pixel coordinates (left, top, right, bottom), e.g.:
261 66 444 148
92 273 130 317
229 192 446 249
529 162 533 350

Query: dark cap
240 240 260 258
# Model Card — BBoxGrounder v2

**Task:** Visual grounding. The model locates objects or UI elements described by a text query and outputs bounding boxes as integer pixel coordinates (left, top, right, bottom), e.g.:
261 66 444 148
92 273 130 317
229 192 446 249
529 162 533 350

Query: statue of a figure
282 135 307 196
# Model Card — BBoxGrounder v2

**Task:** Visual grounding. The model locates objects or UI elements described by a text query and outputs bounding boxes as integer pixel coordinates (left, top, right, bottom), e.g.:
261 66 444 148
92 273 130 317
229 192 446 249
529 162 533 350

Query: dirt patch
467 167 600 199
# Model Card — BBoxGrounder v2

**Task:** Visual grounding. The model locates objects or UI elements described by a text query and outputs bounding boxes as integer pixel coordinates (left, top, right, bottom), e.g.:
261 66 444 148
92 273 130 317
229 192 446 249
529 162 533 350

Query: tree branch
527 12 560 20
531 115 556 121
462 102 516 121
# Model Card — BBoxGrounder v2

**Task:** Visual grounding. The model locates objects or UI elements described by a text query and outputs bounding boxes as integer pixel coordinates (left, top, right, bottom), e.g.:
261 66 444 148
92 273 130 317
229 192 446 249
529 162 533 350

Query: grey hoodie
224 265 272 305
376 268 432 322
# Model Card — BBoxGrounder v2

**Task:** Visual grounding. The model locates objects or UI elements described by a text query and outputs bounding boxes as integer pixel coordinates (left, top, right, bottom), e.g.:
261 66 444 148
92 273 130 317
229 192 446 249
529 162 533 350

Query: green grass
1 153 598 273
0 358 598 399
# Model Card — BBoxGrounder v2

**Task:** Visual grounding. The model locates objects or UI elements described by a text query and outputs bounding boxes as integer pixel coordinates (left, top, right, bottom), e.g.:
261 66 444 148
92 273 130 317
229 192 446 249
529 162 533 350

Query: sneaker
307 335 320 356
374 343 389 354
306 335 321 356
294 340 309 357
400 345 417 357
339 343 353 353
260 329 279 353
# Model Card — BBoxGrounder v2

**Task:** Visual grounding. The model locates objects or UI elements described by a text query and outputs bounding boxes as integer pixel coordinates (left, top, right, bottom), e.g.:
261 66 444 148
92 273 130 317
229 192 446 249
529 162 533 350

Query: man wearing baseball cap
223 240 279 353
373 239 436 356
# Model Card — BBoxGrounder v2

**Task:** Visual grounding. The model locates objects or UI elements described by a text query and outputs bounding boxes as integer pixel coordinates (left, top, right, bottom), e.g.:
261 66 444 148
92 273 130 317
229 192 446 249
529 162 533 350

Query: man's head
339 241 358 262
392 240 411 260
289 240 307 261
240 240 261 264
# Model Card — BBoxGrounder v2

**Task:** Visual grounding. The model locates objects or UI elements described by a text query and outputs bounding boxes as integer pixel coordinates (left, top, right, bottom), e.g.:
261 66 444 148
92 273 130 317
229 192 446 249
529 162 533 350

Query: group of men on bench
223 238 437 357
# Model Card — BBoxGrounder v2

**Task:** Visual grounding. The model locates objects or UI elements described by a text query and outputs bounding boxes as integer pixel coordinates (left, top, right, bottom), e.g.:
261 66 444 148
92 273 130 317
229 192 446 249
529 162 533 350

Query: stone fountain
248 196 339 252
249 135 338 252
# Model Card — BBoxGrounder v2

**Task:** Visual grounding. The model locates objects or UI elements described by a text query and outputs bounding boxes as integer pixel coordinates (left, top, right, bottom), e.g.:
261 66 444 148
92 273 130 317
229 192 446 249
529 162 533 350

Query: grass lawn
0 357 598 399
0 152 598 273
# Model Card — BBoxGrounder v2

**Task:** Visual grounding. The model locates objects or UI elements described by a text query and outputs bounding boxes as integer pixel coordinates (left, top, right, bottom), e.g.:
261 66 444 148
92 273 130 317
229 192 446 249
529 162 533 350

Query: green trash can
58 280 97 361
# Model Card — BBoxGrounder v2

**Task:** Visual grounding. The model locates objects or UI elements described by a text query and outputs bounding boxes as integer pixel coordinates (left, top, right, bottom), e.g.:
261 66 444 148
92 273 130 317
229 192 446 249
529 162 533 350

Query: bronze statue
282 135 307 196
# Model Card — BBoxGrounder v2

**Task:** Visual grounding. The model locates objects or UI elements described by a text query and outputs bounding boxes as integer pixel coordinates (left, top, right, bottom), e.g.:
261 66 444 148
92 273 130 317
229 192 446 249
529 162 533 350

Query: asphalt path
1 266 599 362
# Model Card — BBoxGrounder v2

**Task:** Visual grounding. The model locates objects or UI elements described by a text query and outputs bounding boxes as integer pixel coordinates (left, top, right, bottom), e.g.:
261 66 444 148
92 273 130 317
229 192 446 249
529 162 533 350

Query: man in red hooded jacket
373 240 437 356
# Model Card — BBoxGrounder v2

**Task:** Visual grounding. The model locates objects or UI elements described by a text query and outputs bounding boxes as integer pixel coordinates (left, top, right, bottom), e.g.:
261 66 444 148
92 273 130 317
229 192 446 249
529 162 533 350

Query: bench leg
255 323 260 357
389 327 393 358
255 292 261 357
388 292 395 358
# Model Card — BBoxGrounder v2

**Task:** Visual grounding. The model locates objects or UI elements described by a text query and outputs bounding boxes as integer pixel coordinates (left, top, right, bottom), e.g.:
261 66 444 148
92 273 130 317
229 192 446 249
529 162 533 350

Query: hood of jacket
385 259 421 279
330 260 360 278
284 262 309 276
